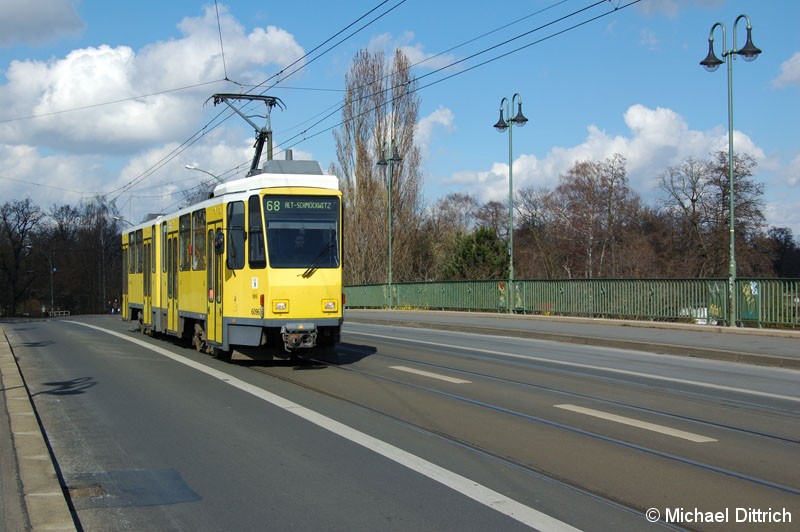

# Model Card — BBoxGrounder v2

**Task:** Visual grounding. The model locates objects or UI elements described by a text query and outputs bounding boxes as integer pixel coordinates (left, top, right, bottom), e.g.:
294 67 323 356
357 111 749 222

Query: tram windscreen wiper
301 242 334 278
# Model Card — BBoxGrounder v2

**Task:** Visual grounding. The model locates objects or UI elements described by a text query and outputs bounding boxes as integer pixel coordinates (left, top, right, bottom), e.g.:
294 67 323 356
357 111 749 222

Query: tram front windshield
264 196 340 269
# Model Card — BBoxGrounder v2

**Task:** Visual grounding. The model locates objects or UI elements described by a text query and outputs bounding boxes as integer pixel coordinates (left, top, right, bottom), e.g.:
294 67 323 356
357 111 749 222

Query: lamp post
377 139 402 310
493 93 528 313
700 15 761 327
25 245 54 316
185 165 224 183
113 216 134 228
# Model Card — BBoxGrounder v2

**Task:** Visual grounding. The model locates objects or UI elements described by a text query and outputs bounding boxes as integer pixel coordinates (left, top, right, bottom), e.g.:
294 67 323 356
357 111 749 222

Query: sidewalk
0 324 76 531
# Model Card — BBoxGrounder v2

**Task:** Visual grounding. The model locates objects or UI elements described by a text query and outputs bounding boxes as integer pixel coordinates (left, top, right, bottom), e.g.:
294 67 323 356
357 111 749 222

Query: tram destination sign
264 195 339 218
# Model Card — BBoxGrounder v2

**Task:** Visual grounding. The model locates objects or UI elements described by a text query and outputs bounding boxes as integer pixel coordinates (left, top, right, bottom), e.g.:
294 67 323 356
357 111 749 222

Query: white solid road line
69 321 580 532
390 365 471 384
554 404 717 443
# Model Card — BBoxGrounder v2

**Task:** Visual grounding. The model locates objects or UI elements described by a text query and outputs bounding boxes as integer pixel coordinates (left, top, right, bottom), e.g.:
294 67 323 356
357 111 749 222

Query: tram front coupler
281 323 317 352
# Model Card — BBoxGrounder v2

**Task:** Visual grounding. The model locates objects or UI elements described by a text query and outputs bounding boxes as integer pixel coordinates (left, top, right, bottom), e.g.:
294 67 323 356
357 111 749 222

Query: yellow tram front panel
262 268 341 320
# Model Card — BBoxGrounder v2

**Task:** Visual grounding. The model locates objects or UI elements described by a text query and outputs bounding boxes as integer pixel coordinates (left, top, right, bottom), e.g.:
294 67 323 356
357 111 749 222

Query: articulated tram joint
280 323 317 351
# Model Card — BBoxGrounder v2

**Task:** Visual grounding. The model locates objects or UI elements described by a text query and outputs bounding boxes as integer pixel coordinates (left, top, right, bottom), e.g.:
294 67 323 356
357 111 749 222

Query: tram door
158 222 167 332
206 222 223 345
167 232 179 333
143 235 152 326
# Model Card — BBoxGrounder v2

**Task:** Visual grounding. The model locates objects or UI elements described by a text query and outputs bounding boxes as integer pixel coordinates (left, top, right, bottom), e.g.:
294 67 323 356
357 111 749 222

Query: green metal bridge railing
344 278 800 329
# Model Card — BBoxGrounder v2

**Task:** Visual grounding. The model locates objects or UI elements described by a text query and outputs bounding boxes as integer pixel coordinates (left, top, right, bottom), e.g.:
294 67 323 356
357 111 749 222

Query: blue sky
1 0 798 236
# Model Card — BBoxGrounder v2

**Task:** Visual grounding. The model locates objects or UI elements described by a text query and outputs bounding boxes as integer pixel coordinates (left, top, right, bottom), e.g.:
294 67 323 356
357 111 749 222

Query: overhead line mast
207 94 286 176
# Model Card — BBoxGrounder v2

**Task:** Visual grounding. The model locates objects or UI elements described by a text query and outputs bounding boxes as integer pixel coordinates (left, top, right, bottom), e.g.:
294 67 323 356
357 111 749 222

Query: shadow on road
35 377 97 396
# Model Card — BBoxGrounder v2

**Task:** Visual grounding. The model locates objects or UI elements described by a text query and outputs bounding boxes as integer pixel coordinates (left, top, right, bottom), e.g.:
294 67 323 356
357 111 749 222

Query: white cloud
0 0 84 46
0 4 305 153
772 52 800 89
765 200 800 235
415 106 455 157
368 31 455 70
639 28 659 50
447 104 769 207
0 142 109 208
788 153 800 188
112 130 261 215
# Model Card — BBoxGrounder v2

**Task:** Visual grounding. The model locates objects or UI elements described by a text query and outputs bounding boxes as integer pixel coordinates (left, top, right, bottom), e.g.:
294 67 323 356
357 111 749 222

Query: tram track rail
343 344 800 446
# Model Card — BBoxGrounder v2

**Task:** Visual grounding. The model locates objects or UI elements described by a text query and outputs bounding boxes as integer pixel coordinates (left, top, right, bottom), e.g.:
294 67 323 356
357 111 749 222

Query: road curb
0 326 76 531
345 316 800 370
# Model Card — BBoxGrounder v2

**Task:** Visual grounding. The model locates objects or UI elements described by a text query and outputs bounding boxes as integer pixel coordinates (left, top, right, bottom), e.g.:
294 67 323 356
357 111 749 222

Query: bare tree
50 204 82 242
707 151 769 276
658 152 768 277
0 199 45 315
475 200 508 241
542 154 641 278
418 193 478 279
657 157 715 276
516 186 561 278
333 48 422 285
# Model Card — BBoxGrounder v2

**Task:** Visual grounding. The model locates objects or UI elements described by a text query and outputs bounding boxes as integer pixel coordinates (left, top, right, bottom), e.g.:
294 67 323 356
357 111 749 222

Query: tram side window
144 243 151 296
179 214 191 271
248 195 266 269
135 229 143 273
226 201 245 270
162 222 167 273
128 235 134 274
192 209 206 271
167 238 174 298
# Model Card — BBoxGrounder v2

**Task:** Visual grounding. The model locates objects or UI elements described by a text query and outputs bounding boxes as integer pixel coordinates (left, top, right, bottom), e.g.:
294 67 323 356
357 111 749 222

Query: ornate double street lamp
700 14 761 327
493 93 528 313
377 140 402 309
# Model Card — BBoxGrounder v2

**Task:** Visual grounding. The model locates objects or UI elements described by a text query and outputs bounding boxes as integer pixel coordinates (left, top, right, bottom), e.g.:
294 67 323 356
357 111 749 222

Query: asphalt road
1 313 798 531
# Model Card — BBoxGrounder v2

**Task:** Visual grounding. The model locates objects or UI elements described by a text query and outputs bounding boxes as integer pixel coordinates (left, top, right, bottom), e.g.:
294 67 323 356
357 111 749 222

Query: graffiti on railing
741 281 760 321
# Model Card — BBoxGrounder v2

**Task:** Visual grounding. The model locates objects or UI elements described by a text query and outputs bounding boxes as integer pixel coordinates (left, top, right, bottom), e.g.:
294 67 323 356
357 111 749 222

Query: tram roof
212 172 339 197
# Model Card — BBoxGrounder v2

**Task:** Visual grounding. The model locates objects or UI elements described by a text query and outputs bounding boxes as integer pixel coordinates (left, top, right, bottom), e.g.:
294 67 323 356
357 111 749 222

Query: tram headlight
322 299 337 312
273 300 289 313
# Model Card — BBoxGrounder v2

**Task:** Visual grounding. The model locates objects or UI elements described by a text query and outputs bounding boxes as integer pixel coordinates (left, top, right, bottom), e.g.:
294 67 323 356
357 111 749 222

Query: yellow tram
121 159 342 359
